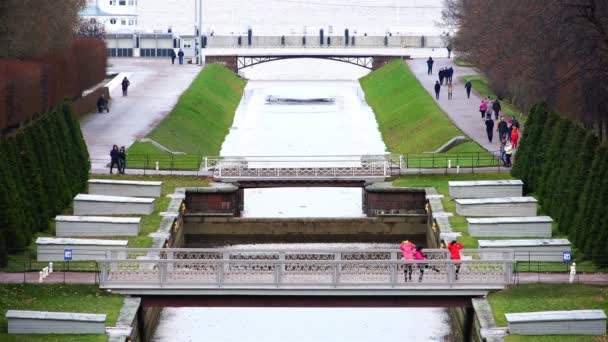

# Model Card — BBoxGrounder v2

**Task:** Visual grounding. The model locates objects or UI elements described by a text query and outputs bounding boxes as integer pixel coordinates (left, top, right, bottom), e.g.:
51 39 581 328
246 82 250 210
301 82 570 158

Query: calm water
137 0 444 36
152 53 453 342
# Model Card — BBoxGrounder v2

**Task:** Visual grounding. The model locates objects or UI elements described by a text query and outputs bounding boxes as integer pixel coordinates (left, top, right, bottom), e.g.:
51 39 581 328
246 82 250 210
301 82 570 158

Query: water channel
152 59 456 341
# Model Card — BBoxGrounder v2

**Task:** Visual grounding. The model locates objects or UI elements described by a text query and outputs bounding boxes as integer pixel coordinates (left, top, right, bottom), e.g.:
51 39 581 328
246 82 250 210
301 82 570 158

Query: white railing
99 248 515 289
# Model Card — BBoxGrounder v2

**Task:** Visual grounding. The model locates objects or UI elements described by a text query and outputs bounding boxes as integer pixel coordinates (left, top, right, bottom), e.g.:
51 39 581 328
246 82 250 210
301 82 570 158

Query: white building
80 0 140 33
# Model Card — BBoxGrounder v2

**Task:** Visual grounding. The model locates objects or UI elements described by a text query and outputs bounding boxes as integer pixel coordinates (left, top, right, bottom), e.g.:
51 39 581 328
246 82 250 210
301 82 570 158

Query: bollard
569 262 576 283
49 262 53 273
155 161 159 171
456 165 460 174
43 267 49 278
448 160 451 169
39 271 44 283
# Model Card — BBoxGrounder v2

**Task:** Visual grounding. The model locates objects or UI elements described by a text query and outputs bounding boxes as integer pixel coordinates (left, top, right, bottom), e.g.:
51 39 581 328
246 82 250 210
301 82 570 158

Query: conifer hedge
0 101 89 265
513 105 608 265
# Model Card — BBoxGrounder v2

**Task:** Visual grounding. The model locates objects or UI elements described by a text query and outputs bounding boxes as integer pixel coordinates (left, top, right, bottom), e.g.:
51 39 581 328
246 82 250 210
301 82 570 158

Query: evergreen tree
528 111 559 193
1 138 31 248
536 118 571 205
44 111 73 209
0 140 27 259
512 104 547 192
61 102 90 188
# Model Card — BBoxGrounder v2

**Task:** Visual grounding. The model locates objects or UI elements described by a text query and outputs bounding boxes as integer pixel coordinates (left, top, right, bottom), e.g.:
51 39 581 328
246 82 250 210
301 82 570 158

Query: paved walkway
406 58 501 154
80 58 201 170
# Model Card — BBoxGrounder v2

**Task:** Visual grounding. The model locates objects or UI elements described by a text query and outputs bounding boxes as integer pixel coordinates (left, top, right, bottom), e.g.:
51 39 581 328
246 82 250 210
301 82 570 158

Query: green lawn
129 63 246 155
1 175 208 272
0 284 124 342
462 75 526 123
126 142 203 171
453 57 474 67
489 284 608 342
360 60 490 155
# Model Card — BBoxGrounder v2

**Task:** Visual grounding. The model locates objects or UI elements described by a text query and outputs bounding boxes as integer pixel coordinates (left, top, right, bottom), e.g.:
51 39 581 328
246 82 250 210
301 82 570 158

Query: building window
119 0 126 5
128 0 135 5
110 18 117 24
109 0 114 5
128 19 135 25
121 19 126 25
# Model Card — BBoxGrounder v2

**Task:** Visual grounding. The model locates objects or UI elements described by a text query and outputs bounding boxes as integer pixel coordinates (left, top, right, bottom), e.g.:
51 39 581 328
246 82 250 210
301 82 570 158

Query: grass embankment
1 175 208 272
489 284 608 342
453 57 474 67
127 63 247 168
462 75 525 123
0 284 124 342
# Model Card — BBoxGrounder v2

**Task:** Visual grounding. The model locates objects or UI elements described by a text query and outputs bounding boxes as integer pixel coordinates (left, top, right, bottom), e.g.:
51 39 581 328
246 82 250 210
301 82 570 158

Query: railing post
218 259 225 288
100 262 107 285
167 251 174 271
504 261 513 284
390 261 396 287
205 157 208 170
447 261 454 287
159 261 167 286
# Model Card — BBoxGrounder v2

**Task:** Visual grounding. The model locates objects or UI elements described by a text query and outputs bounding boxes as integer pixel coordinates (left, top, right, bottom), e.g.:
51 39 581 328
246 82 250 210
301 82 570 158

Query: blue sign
562 251 572 263
64 249 73 261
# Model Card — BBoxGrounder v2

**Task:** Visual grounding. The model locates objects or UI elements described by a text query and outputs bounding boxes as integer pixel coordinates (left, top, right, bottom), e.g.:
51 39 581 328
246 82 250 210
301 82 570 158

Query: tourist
400 240 416 282
447 240 464 280
511 117 520 129
447 44 452 58
465 80 472 99
121 77 130 97
492 98 501 120
110 145 120 174
447 82 453 100
479 100 487 119
434 81 441 100
504 141 513 167
170 49 177 65
485 115 494 143
497 116 508 141
97 94 109 113
447 67 454 83
413 246 439 282
511 126 520 148
439 68 445 85
500 137 508 166
178 49 185 65
118 146 127 175
486 99 494 120
427 57 434 75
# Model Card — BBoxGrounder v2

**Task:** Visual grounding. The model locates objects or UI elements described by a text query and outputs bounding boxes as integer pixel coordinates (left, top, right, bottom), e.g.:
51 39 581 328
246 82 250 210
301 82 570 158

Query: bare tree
76 20 106 40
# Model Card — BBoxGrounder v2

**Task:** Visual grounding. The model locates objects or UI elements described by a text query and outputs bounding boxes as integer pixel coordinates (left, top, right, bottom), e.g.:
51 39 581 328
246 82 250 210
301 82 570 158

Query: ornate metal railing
100 248 515 288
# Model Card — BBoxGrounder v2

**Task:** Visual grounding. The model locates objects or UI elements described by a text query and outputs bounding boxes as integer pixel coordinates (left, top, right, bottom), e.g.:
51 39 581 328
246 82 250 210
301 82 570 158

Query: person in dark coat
110 145 120 174
439 68 445 85
434 81 441 100
97 94 109 113
447 67 454 83
118 146 127 174
511 117 520 129
465 80 472 98
121 77 130 96
427 57 434 75
447 44 452 58
485 115 495 143
170 49 177 64
492 99 501 120
178 49 185 65
497 116 508 141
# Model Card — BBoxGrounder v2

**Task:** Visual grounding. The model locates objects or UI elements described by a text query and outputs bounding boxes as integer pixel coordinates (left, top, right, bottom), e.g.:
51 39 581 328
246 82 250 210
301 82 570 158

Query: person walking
500 137 508 166
447 67 454 83
121 77 130 97
427 57 434 75
511 126 520 148
479 100 487 119
118 146 127 175
447 44 452 58
178 49 185 65
447 240 464 280
492 99 501 120
438 68 445 85
170 49 177 65
447 82 453 100
497 116 508 141
434 81 441 100
504 141 513 167
97 94 109 113
413 246 439 282
110 145 120 174
400 240 416 282
485 115 495 143
465 80 472 99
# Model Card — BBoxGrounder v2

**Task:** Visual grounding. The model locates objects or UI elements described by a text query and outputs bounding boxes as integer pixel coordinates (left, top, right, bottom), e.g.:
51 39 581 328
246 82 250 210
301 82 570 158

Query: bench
36 237 127 262
448 180 523 199
88 179 162 198
455 197 537 217
73 194 155 215
478 239 571 262
55 216 141 237
506 310 607 335
467 216 553 237
6 310 106 334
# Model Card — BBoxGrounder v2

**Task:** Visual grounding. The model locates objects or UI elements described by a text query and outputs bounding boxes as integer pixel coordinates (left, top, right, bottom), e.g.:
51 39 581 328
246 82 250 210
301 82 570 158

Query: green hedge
0 102 89 265
512 105 607 264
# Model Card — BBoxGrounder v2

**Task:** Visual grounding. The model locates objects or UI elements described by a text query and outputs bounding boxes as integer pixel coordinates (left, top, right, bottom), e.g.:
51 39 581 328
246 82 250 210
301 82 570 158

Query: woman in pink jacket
414 246 440 282
479 100 488 119
400 240 416 282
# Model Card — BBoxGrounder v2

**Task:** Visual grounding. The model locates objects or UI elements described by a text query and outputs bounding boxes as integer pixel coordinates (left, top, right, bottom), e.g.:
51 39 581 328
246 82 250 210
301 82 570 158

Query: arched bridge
205 50 409 72
99 248 515 296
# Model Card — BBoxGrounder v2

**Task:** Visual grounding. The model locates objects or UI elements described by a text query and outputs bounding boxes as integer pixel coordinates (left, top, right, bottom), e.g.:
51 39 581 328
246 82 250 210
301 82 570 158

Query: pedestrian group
109 145 127 174
400 239 464 282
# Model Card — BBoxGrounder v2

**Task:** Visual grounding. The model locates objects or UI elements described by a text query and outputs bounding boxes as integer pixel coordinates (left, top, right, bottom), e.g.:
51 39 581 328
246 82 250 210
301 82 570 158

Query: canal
152 59 457 341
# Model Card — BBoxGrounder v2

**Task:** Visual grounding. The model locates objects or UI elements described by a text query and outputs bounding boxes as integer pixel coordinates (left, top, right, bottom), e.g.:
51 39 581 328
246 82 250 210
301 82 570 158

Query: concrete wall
363 189 427 216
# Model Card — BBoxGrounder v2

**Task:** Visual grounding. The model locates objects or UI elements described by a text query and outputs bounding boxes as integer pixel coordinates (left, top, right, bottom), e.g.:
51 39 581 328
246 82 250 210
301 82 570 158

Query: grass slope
360 60 488 154
130 63 246 155
489 284 608 342
0 284 124 342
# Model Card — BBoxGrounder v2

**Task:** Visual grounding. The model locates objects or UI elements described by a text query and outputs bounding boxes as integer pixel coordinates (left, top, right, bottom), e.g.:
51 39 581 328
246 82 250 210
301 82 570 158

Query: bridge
204 48 409 72
99 248 515 296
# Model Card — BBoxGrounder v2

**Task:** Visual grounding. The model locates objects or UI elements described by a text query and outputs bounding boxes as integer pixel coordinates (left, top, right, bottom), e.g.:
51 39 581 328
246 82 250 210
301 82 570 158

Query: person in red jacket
511 126 520 148
447 240 464 280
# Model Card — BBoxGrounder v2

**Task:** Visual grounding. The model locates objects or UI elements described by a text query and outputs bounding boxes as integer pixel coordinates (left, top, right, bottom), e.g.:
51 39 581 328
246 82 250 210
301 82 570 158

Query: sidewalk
516 272 608 285
0 271 98 284
406 58 500 154
80 58 202 170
